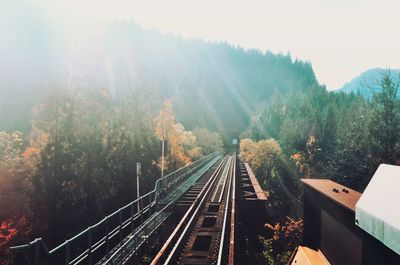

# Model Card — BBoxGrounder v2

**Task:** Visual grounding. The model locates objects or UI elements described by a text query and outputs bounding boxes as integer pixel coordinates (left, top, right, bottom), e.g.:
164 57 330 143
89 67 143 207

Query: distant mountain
335 68 400 97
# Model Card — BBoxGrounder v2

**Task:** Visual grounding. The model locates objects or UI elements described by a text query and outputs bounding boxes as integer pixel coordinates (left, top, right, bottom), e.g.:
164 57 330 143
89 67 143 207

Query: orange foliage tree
0 131 39 264
154 100 201 171
259 217 303 265
0 217 32 265
290 135 323 178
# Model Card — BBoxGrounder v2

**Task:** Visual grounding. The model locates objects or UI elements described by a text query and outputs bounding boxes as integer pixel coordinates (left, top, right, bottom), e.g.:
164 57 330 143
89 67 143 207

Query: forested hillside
239 72 400 264
0 21 315 259
241 71 400 213
2 18 400 265
0 21 316 143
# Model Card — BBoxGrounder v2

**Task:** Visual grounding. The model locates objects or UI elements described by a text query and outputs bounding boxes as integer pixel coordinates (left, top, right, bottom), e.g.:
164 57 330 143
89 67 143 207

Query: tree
30 90 81 242
193 128 224 155
155 100 175 174
155 100 175 142
0 131 34 263
155 100 201 171
239 138 282 179
0 131 32 220
259 217 303 265
329 101 370 190
27 87 164 245
238 138 257 164
0 217 31 265
368 71 400 165
258 139 283 178
321 104 337 159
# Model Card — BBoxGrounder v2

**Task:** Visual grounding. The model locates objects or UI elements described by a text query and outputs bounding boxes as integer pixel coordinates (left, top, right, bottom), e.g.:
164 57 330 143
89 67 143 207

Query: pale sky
6 0 400 89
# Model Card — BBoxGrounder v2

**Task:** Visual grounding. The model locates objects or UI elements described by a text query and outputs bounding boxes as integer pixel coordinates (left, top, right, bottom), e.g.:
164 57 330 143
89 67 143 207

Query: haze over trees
0 19 316 144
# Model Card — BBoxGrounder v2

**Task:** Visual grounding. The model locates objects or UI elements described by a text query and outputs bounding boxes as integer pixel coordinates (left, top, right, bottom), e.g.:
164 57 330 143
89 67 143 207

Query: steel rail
211 156 231 202
217 153 235 265
151 155 229 265
228 154 236 265
217 156 232 203
101 154 221 265
164 155 230 264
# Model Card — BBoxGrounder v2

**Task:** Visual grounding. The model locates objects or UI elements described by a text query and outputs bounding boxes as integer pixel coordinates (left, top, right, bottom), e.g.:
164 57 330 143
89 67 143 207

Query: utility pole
161 115 166 178
136 162 141 212
161 137 165 177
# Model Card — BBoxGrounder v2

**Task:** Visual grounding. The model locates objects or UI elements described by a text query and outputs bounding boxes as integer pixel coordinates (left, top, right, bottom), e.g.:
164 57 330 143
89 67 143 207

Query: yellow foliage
291 135 321 178
239 138 281 176
260 217 303 264
238 138 256 163
155 100 175 141
0 131 24 171
154 100 202 171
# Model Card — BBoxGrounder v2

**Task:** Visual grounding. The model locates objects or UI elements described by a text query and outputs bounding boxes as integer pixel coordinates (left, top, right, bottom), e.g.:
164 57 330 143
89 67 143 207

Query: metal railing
154 152 219 203
10 152 220 265
10 190 155 265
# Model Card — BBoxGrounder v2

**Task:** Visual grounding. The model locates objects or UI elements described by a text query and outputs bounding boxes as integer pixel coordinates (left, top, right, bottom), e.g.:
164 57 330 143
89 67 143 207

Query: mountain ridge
335 68 400 97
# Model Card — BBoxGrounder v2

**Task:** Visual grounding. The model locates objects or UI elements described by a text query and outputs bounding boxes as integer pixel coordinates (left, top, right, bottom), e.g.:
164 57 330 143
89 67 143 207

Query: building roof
301 179 361 212
356 164 400 255
290 246 331 265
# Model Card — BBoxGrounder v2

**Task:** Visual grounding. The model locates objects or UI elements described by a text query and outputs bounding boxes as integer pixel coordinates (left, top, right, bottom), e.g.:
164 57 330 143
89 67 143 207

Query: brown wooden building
291 174 400 265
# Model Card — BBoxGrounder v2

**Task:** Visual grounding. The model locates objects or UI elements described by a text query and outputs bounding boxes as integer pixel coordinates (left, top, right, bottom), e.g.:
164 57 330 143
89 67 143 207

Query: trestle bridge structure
10 152 267 265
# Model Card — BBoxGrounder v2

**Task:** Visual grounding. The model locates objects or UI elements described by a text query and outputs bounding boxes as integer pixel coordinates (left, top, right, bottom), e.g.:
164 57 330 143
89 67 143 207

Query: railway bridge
10 152 267 265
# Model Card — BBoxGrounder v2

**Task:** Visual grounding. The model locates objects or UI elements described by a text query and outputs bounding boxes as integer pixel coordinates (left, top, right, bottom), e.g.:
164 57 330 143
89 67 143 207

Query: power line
274 172 303 210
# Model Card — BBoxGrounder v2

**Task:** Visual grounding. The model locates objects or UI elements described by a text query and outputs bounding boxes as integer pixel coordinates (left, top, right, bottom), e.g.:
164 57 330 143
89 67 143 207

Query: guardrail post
28 244 33 265
34 241 40 265
149 192 155 216
9 251 14 265
130 203 135 232
65 240 70 265
161 178 166 199
88 226 93 265
154 181 160 204
119 210 123 243
105 217 110 254
138 197 142 225
119 210 125 264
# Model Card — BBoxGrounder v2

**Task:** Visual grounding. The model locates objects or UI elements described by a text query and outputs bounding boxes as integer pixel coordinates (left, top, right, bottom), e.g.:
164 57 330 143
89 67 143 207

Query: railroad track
151 154 236 265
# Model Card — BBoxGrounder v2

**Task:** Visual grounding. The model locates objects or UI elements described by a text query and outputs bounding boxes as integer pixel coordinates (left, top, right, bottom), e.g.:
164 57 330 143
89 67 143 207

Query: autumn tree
0 131 34 263
155 100 201 171
238 138 257 164
239 138 282 178
240 138 302 217
259 217 303 265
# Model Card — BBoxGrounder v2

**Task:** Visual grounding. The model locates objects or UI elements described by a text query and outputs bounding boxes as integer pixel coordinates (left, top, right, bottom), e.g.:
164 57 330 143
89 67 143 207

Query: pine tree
368 72 400 165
